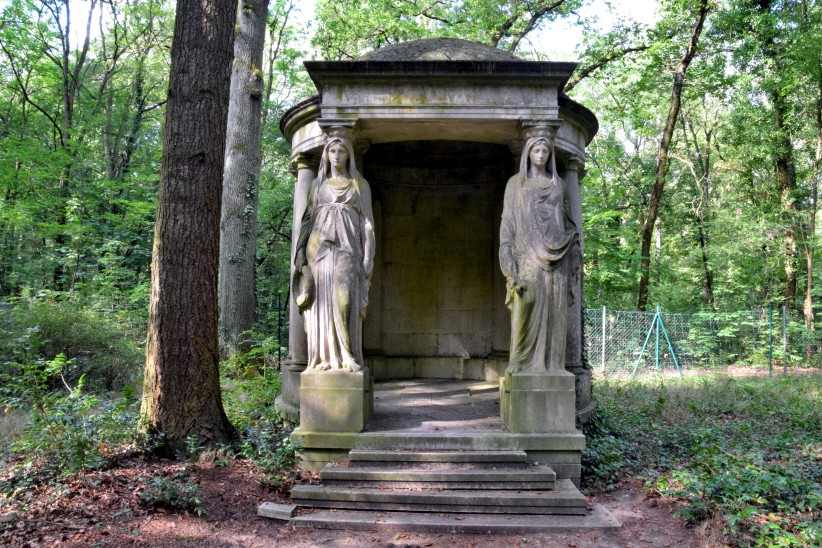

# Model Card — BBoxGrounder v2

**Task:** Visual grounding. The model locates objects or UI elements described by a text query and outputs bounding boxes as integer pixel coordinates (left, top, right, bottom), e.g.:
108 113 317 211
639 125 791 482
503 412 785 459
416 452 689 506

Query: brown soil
0 459 708 548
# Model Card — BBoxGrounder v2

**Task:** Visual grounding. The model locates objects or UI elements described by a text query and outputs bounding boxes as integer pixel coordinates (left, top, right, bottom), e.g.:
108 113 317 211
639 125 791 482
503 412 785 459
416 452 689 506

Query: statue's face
529 142 550 169
328 142 349 171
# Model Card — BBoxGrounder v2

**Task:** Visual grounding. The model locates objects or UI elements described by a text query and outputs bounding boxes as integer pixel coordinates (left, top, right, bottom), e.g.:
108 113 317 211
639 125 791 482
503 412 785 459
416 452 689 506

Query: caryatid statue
293 134 376 373
499 134 578 373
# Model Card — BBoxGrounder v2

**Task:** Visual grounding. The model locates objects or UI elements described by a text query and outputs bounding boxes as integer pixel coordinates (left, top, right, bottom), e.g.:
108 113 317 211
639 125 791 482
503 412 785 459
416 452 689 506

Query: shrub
0 300 142 399
585 373 821 547
139 473 204 516
0 384 138 499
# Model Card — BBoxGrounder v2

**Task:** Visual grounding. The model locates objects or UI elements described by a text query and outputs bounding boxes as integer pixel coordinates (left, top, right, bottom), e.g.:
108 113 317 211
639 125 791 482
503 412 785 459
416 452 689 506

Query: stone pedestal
502 370 577 433
300 370 368 433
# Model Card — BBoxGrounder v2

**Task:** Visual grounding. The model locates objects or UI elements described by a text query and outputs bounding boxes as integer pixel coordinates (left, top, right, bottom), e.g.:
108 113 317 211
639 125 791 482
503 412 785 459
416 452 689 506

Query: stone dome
358 38 522 62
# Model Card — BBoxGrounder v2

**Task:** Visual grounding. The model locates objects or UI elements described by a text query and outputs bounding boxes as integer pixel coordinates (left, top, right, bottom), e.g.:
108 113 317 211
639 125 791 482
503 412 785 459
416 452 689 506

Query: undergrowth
0 311 298 511
139 470 205 516
583 372 821 547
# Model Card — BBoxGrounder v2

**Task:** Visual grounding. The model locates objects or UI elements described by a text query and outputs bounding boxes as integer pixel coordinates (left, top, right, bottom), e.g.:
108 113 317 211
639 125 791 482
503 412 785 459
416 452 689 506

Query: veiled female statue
294 136 375 372
499 136 577 372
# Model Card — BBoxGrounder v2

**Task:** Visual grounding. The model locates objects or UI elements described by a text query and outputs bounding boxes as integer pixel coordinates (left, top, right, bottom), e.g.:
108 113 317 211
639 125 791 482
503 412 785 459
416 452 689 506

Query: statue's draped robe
499 174 576 371
297 176 375 371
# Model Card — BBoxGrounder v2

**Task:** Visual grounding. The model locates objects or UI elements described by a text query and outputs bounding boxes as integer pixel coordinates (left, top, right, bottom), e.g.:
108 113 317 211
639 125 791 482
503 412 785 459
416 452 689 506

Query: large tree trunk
219 0 270 357
805 75 821 356
140 0 237 451
775 90 799 307
756 0 800 309
637 0 710 310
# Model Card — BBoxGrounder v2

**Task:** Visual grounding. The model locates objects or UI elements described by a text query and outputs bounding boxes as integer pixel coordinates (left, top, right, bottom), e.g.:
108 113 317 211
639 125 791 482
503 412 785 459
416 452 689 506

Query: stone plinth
300 371 368 433
502 370 577 433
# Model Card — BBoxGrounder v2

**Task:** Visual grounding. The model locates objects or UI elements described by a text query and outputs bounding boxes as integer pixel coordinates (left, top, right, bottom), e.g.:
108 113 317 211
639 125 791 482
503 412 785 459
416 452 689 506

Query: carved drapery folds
500 124 575 373
293 128 376 373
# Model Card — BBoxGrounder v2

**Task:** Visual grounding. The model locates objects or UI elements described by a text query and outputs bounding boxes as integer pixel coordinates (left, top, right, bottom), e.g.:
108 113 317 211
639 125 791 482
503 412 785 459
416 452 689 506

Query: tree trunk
756 0 799 309
140 0 237 451
219 0 270 357
805 75 821 356
775 90 799 308
637 0 710 310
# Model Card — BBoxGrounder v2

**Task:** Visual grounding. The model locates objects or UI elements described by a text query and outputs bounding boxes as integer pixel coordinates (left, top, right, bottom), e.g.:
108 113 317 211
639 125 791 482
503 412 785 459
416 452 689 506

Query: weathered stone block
257 502 296 520
300 371 367 433
504 370 577 433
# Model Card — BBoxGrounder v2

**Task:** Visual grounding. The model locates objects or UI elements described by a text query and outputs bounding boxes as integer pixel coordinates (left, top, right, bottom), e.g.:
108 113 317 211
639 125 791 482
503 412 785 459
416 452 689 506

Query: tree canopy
0 0 818 327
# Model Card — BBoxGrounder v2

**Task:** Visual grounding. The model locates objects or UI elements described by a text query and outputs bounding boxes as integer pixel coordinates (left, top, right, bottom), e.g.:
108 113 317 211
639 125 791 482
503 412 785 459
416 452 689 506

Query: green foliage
239 426 299 490
0 389 138 499
313 0 581 59
0 299 143 404
139 472 205 516
584 373 821 546
220 339 299 488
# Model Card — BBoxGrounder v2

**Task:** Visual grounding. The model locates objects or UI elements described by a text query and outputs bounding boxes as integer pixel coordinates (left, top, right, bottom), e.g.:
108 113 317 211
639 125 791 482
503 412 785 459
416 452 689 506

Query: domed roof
358 38 522 62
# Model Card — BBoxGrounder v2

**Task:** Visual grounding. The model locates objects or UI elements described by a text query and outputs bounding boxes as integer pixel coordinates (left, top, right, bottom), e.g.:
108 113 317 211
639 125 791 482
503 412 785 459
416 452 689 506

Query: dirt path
1 459 703 548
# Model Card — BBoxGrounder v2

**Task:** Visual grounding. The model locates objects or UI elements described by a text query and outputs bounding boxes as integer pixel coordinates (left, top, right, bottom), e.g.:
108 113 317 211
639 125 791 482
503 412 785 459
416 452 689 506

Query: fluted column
564 156 583 371
275 152 315 421
563 155 594 424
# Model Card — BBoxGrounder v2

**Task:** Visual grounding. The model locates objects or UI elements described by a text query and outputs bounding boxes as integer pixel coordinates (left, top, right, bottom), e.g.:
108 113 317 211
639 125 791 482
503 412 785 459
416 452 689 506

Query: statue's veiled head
519 136 558 183
318 136 361 186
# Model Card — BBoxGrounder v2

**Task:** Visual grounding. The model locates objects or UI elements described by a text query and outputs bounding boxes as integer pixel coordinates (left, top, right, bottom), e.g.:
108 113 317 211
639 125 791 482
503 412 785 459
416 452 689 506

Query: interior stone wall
363 142 511 379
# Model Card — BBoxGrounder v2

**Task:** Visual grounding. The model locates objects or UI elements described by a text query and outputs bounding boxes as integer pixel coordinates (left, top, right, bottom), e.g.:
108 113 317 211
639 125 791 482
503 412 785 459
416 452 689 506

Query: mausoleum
270 38 614 532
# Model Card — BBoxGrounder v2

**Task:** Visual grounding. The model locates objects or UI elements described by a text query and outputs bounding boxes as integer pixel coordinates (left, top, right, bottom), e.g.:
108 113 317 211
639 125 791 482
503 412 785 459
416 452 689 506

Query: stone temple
269 38 616 532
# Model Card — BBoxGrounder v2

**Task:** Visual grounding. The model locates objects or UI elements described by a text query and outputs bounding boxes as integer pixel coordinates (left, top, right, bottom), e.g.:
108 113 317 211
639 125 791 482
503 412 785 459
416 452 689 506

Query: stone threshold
289 505 620 533
292 428 585 451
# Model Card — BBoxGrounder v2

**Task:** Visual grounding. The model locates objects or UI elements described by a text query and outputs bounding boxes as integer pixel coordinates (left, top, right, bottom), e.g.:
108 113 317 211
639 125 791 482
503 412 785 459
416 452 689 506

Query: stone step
347 449 528 463
291 505 621 534
320 462 556 488
292 479 586 515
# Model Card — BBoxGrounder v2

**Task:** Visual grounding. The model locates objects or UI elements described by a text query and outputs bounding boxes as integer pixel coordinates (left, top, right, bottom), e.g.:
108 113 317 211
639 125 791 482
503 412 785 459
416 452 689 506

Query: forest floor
0 456 703 548
2 366 818 547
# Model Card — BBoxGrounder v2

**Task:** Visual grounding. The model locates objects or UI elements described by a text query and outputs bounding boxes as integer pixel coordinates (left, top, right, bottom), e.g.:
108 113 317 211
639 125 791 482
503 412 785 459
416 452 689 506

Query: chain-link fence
584 306 821 375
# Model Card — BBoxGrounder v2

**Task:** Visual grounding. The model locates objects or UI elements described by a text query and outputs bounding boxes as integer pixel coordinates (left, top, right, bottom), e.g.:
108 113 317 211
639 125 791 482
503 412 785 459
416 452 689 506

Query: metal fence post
655 305 661 372
768 304 773 376
601 305 607 375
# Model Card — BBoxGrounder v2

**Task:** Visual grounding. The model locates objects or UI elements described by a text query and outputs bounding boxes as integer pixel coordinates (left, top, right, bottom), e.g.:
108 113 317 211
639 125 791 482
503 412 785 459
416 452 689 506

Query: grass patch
584 371 821 546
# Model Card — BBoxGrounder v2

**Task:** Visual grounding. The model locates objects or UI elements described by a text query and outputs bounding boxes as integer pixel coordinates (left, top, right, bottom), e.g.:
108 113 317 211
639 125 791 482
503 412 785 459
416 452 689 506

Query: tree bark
636 0 710 310
775 89 799 308
140 0 237 450
756 0 799 309
805 74 821 355
218 0 270 357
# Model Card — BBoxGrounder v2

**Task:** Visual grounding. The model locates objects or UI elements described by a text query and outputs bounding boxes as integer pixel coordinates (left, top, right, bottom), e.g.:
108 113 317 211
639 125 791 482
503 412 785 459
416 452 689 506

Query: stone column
274 153 314 421
353 137 374 421
563 156 594 425
564 156 583 371
501 121 577 434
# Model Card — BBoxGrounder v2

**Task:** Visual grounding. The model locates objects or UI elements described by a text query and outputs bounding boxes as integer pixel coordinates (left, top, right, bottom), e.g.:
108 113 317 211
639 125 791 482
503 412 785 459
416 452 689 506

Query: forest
0 0 820 546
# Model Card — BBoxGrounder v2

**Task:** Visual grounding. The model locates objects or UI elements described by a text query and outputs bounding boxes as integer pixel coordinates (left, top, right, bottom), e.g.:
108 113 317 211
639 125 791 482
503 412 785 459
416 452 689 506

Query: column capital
520 119 561 142
288 152 316 176
318 118 357 143
565 155 587 181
